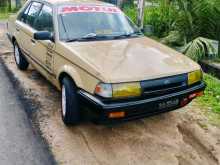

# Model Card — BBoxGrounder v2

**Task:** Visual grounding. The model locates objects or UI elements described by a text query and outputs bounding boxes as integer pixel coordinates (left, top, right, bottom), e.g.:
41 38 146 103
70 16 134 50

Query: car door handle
31 39 36 44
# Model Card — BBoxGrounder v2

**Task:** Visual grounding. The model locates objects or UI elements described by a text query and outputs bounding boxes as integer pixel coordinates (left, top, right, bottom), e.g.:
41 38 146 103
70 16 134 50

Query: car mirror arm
50 33 55 42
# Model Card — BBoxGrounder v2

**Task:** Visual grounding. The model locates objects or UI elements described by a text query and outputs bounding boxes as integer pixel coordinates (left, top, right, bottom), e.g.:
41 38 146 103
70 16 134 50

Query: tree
8 0 11 11
0 0 7 7
172 0 220 42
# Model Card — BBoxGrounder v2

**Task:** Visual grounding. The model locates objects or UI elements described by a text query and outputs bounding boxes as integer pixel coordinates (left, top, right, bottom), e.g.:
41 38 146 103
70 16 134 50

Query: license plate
158 98 179 109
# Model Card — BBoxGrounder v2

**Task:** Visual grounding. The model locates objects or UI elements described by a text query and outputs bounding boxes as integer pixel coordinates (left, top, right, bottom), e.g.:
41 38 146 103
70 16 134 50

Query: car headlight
95 82 141 98
112 82 141 98
188 70 202 85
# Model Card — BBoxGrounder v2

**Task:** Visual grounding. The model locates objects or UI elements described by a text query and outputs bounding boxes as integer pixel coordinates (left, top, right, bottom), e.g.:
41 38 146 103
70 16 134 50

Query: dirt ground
1 23 220 165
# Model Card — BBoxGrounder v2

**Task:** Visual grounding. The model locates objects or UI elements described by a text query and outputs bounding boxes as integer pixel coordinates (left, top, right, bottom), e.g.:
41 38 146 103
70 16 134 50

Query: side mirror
33 31 54 42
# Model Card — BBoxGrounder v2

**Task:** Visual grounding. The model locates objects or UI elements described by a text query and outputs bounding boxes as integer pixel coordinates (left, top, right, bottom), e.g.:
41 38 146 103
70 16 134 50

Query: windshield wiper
113 31 143 39
66 33 109 42
66 31 143 42
82 33 98 39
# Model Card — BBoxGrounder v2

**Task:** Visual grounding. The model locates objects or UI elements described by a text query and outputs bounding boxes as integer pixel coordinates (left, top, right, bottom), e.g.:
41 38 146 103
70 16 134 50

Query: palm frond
171 0 220 42
183 37 218 61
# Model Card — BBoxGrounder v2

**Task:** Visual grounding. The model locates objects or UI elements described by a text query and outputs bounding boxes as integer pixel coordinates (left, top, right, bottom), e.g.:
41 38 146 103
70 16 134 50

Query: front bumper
78 81 206 123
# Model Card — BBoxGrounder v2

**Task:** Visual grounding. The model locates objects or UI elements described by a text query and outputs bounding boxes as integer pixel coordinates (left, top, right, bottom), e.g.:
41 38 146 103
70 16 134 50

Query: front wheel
13 41 29 70
61 77 80 125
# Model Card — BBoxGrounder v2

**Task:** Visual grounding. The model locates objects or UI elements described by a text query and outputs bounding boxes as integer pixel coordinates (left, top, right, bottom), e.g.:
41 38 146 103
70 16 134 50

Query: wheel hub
62 85 67 117
14 45 20 64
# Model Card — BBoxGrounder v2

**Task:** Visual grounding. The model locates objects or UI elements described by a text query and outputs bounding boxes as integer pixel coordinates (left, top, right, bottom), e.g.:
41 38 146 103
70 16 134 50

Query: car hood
65 37 200 83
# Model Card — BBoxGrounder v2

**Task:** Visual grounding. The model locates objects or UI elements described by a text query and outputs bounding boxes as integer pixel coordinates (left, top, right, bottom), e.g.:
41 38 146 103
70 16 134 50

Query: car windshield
58 5 140 41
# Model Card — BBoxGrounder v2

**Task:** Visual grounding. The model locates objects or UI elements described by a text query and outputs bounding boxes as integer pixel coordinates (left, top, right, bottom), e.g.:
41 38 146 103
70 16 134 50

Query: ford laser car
7 0 206 125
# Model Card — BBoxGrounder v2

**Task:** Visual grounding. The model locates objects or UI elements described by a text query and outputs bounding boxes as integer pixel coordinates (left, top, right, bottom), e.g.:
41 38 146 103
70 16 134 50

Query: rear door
15 1 42 56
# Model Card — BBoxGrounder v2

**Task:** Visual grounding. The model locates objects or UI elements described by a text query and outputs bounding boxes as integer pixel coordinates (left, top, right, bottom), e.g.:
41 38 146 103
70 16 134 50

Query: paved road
0 60 55 165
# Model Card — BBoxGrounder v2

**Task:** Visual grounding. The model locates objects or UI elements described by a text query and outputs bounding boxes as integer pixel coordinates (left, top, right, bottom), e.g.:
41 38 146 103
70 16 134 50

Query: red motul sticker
59 5 121 14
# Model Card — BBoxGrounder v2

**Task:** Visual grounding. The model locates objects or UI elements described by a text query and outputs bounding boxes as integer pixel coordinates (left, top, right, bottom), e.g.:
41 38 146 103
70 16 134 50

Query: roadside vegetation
198 74 220 113
197 74 220 125
123 0 220 61
0 6 19 20
0 7 10 20
123 0 220 124
0 0 21 20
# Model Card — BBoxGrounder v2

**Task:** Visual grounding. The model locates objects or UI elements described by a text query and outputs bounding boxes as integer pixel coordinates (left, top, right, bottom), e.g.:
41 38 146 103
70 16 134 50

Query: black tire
13 41 29 70
61 77 80 125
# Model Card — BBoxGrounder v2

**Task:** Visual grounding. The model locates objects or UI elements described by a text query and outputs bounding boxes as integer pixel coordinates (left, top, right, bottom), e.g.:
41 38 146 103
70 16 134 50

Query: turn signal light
188 70 202 85
196 91 204 97
188 91 204 99
108 112 125 118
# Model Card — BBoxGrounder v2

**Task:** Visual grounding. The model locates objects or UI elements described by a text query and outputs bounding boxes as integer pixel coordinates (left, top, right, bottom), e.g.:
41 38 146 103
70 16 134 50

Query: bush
144 2 177 38
198 74 220 113
0 7 9 19
123 1 177 38
160 31 184 46
0 5 20 20
171 0 220 43
122 4 137 23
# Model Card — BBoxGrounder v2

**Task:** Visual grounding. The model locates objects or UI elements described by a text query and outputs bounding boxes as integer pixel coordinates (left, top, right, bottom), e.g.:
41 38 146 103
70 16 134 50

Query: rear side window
25 2 42 27
18 2 32 22
33 5 53 32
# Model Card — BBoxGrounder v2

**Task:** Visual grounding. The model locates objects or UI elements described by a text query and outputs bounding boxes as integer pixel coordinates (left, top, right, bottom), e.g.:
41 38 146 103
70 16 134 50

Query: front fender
57 65 83 88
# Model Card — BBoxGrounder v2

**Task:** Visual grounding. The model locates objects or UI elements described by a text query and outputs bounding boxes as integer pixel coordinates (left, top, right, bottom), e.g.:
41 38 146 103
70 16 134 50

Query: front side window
25 2 42 27
58 5 140 41
33 5 53 32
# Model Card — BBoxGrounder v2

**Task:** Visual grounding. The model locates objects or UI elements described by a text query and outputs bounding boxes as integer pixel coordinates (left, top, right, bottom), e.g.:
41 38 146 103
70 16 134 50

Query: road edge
0 55 57 165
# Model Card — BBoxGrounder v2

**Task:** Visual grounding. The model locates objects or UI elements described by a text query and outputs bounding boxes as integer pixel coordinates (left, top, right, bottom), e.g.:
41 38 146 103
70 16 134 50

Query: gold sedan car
7 0 205 125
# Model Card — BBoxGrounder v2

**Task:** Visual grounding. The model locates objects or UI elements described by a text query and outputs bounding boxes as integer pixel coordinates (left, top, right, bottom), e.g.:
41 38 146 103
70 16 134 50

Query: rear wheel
61 77 80 125
13 41 29 70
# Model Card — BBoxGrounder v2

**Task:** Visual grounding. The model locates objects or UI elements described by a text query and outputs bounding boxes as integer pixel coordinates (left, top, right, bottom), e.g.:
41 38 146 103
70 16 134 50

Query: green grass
0 7 10 20
197 74 220 125
0 6 19 20
0 12 9 20
198 74 220 113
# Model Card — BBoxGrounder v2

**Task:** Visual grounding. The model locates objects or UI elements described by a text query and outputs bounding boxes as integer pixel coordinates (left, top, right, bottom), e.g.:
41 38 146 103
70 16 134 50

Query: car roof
39 0 113 6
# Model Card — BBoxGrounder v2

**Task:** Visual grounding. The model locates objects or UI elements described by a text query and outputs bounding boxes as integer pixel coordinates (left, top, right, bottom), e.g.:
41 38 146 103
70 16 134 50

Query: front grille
101 73 189 104
141 74 188 98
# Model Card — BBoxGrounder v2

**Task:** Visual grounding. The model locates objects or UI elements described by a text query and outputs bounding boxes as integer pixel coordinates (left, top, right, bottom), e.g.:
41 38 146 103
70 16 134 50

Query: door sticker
46 42 54 70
